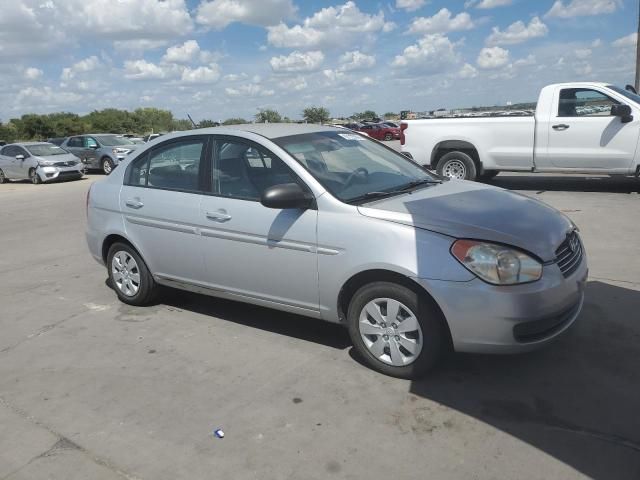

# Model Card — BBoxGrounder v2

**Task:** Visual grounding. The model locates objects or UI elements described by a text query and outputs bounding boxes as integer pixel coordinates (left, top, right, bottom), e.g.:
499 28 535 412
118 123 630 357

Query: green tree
352 110 378 121
222 118 248 125
198 119 218 128
302 106 330 124
255 109 282 123
383 112 397 119
172 119 194 131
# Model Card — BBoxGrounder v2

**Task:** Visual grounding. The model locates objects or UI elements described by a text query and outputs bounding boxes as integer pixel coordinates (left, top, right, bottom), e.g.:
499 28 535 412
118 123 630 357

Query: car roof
188 123 342 139
5 142 55 147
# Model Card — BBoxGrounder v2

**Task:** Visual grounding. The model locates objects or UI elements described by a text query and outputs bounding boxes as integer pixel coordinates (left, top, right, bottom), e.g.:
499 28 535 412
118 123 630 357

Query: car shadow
488 174 640 194
408 280 640 480
158 287 351 350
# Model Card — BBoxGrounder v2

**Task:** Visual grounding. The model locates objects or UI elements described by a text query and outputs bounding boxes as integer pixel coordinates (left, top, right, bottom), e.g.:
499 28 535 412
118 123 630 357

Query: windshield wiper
396 178 442 192
346 191 399 204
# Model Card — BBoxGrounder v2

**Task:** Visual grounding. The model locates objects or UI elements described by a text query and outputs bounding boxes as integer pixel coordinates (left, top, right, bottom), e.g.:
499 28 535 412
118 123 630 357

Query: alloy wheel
103 159 113 175
111 251 141 297
358 298 423 366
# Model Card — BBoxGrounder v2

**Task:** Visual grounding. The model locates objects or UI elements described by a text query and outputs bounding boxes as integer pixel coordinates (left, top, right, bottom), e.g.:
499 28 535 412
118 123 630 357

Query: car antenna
187 114 198 128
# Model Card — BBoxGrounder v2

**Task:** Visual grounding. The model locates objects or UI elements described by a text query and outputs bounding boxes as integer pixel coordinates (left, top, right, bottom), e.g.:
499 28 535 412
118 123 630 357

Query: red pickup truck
357 123 400 141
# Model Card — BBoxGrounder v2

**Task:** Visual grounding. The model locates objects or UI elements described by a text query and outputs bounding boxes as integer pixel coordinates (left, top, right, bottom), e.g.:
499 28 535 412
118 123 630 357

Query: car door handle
552 124 570 131
125 199 144 209
206 210 232 222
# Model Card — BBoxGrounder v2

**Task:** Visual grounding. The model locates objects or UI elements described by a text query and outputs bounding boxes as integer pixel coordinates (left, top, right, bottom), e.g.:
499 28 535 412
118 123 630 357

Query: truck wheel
102 157 114 175
436 151 477 181
347 281 447 379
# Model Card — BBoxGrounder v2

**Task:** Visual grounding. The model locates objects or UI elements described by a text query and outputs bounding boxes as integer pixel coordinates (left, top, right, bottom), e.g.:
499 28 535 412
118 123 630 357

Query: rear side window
558 88 619 117
67 137 82 148
127 137 205 192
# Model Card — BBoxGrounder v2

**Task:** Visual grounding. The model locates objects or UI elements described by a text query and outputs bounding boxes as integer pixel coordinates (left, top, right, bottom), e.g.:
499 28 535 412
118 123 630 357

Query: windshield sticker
338 133 365 141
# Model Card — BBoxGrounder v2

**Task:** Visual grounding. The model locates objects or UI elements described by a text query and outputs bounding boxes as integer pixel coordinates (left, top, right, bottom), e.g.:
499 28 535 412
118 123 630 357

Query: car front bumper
415 255 588 353
38 165 84 182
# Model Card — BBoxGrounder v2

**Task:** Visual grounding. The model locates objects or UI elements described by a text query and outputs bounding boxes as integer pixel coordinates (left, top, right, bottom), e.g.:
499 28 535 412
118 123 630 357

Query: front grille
555 231 583 278
57 170 82 177
53 161 78 167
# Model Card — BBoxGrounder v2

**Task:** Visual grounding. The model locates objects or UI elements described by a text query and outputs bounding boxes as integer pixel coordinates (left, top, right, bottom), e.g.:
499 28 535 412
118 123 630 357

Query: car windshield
25 144 67 156
607 85 640 104
95 135 134 146
273 130 438 203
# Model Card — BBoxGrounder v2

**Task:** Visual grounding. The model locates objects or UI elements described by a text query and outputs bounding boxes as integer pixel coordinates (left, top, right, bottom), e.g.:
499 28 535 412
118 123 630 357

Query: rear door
120 135 210 284
0 146 18 177
547 87 640 170
64 137 86 163
198 135 319 314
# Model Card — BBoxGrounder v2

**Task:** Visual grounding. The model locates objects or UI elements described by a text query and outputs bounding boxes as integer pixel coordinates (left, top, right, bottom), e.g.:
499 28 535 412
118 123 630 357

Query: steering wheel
342 167 369 191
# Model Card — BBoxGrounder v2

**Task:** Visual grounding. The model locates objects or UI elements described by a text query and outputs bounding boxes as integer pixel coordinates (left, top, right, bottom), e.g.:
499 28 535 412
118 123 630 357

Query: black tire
0 168 6 184
478 170 499 181
436 151 477 181
347 281 448 379
102 157 114 175
107 242 158 306
384 133 393 141
29 168 41 185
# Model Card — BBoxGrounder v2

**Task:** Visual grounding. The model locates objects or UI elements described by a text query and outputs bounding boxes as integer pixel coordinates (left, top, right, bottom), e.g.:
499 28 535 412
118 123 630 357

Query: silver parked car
61 134 137 175
0 142 84 184
86 124 588 378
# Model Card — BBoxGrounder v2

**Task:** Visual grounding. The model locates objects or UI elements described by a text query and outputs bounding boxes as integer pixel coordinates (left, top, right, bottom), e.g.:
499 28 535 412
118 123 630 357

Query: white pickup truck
401 82 640 181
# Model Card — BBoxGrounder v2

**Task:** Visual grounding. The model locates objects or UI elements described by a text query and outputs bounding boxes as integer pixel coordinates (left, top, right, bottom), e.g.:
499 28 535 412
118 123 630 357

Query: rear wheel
347 281 447 379
436 151 477 181
0 168 6 184
102 157 114 175
107 242 158 306
29 168 41 185
384 133 393 141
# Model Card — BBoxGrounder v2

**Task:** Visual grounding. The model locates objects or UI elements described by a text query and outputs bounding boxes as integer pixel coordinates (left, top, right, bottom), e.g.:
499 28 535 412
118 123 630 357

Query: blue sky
0 0 637 121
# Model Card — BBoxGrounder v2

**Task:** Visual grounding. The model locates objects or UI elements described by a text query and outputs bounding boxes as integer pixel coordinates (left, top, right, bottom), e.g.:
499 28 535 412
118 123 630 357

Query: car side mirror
15 155 24 161
261 183 314 210
88 144 99 149
611 104 633 123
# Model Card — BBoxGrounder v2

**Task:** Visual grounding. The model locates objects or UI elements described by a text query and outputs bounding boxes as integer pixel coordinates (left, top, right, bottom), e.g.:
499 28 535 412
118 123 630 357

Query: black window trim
124 134 211 195
206 134 316 207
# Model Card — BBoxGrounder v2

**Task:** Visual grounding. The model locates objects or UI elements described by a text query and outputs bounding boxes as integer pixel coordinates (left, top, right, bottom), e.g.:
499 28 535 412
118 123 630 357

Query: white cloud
196 0 296 30
281 76 308 91
395 0 426 12
113 39 169 52
458 63 478 78
181 64 221 83
408 8 474 35
61 56 101 81
592 39 602 48
513 54 536 67
267 2 389 49
338 51 376 71
486 17 547 46
223 73 248 81
476 0 512 8
574 48 592 59
477 46 509 69
545 0 620 19
392 34 460 73
123 60 167 80
573 62 593 75
163 40 200 64
225 84 275 97
270 51 325 73
612 33 637 48
24 67 43 80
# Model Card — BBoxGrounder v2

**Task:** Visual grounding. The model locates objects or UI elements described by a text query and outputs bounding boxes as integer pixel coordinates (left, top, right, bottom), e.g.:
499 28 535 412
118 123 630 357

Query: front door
546 87 640 170
199 136 319 314
119 135 209 284
14 146 31 178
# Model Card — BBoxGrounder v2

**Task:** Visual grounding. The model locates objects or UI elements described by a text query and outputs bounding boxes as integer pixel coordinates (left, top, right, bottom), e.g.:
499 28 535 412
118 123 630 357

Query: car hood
38 153 80 163
357 180 573 262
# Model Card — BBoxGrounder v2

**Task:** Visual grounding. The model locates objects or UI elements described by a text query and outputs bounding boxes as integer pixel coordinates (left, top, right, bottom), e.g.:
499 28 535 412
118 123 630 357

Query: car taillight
400 123 408 145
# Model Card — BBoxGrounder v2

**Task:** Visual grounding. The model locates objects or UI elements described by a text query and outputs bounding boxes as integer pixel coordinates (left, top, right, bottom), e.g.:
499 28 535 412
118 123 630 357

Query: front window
558 88 619 117
94 135 134 147
273 131 438 203
26 144 67 156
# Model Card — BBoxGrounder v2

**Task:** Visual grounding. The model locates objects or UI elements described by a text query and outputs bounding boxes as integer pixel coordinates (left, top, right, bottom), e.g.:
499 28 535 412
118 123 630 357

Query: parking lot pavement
0 174 639 480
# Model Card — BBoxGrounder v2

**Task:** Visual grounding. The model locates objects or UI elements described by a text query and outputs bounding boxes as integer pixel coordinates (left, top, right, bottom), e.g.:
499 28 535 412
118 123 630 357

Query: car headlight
38 161 54 167
112 148 128 154
451 239 542 285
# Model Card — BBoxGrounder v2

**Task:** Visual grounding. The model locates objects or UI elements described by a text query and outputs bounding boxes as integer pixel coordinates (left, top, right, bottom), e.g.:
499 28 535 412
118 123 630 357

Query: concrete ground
0 171 639 480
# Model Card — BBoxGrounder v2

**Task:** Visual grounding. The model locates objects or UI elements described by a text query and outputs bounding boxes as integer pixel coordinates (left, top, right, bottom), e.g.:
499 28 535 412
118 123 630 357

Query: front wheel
384 133 393 141
107 242 158 306
102 157 114 175
436 151 477 181
347 282 448 379
29 168 41 185
0 168 6 184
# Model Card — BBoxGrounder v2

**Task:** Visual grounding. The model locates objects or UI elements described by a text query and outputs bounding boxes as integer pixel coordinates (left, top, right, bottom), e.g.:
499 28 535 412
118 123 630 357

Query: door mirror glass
261 183 313 210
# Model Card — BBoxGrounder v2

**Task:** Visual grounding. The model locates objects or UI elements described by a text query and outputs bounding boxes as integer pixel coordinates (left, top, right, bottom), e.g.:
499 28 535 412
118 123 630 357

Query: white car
0 142 84 184
401 82 640 181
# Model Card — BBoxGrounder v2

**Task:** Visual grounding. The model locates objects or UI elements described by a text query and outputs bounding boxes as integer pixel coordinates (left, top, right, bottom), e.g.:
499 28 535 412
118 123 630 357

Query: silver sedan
85 124 587 378
0 142 84 184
